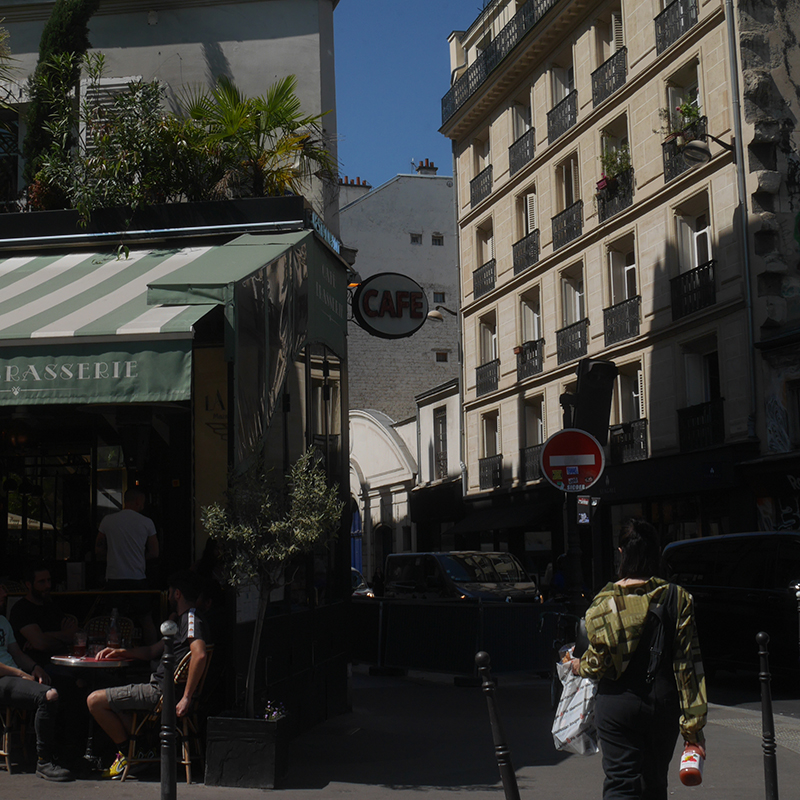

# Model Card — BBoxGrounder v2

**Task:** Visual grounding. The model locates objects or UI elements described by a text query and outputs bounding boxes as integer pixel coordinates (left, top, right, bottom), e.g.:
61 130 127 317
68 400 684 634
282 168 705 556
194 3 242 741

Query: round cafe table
50 654 136 769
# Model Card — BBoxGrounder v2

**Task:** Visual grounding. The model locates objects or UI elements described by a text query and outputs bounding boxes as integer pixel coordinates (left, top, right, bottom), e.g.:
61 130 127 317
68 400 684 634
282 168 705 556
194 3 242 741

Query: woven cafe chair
0 706 28 773
84 615 134 647
122 644 215 784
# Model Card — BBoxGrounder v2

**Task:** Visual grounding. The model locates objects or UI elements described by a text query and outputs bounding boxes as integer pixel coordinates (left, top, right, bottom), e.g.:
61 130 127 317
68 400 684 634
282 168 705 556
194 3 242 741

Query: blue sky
334 0 480 187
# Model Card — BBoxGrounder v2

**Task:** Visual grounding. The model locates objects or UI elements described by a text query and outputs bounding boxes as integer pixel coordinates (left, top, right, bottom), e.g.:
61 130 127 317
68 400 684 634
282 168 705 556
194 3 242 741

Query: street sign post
540 428 605 493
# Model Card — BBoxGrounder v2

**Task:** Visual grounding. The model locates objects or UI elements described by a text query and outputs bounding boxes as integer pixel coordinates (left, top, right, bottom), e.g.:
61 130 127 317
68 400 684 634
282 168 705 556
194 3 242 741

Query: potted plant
202 449 343 788
659 101 702 143
598 143 631 191
513 345 523 355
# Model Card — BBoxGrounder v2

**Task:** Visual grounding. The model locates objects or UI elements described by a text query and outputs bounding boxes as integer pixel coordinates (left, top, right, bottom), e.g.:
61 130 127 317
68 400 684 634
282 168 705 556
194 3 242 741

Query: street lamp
427 304 458 322
682 133 736 167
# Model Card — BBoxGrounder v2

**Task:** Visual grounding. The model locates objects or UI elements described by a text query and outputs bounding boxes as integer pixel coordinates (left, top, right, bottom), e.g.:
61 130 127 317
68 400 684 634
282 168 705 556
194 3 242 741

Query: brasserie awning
0 230 347 406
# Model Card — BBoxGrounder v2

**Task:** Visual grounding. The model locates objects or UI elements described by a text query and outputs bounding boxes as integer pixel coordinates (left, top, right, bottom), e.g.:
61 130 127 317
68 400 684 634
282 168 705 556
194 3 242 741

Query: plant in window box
658 102 702 143
597 143 631 191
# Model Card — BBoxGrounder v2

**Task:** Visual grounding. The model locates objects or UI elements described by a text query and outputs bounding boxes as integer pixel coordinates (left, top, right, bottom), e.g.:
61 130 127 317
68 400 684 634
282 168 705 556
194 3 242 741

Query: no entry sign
540 428 605 493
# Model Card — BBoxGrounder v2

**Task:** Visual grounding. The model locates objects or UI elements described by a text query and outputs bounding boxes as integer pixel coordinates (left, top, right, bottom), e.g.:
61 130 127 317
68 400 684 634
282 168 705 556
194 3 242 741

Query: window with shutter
525 191 537 234
612 12 625 51
520 288 541 342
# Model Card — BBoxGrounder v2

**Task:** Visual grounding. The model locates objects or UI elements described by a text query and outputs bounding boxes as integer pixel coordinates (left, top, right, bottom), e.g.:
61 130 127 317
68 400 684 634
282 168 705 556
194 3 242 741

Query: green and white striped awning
0 231 348 406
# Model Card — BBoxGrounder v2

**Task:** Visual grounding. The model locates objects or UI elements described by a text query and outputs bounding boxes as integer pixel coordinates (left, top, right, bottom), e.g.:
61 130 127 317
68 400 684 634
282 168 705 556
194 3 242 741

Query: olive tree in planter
201 449 343 787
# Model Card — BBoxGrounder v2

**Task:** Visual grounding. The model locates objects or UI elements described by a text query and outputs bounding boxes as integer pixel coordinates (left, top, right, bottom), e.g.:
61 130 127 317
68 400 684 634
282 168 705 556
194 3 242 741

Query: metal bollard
160 620 179 800
757 631 779 800
475 651 521 800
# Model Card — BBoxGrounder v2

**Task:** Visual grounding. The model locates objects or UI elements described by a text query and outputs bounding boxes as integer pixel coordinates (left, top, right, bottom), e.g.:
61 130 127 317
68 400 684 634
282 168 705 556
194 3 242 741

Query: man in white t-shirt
96 488 159 643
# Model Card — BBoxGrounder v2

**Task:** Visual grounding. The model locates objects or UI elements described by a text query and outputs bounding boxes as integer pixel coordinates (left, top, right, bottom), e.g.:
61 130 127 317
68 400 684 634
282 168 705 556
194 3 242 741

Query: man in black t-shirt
9 565 77 665
86 571 210 779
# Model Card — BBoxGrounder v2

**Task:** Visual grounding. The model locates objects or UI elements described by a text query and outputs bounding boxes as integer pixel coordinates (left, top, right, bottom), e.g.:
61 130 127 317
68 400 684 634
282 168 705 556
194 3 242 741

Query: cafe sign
351 272 429 339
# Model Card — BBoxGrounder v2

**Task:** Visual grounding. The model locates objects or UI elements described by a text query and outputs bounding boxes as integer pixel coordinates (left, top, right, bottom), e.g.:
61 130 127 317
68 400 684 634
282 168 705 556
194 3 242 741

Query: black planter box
205 716 287 789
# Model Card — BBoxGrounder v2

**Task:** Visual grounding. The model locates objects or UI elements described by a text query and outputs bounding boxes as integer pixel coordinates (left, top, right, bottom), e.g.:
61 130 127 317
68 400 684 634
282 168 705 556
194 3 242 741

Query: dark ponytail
618 518 661 579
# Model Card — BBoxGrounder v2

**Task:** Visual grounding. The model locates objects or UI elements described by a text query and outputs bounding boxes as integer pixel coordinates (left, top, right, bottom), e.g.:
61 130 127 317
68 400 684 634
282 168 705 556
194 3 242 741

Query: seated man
87 571 209 779
9 565 76 665
0 584 73 781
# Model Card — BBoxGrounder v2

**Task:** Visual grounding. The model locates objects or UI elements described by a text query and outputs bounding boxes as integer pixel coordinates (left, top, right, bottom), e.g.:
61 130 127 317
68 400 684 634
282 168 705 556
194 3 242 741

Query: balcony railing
662 116 707 182
604 295 641 346
520 444 543 482
556 318 588 364
441 0 559 125
479 453 503 490
470 164 493 207
597 168 634 223
509 127 536 176
547 90 578 144
655 0 698 55
473 258 496 299
609 419 648 464
592 47 627 107
671 259 716 320
512 229 540 275
516 338 544 380
678 398 724 452
435 449 448 481
476 358 500 397
552 200 583 250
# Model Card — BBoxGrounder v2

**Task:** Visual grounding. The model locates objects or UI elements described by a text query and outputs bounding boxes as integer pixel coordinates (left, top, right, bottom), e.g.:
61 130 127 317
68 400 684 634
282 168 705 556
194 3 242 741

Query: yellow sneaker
101 752 128 779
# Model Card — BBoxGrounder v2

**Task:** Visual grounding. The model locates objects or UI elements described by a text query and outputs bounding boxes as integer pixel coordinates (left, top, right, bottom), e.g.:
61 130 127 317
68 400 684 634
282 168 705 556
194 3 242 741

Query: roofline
339 173 454 213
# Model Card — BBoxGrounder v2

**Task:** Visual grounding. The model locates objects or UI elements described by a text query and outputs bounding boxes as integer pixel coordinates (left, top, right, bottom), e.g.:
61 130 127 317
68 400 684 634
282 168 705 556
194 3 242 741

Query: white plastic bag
551 655 599 755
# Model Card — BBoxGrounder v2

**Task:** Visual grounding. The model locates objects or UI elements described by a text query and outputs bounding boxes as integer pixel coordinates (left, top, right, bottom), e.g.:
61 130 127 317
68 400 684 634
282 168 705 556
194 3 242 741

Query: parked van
663 532 800 674
384 551 541 602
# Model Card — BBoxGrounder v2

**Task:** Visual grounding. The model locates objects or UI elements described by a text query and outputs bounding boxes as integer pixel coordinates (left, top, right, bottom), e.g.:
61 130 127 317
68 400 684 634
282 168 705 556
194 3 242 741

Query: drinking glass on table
73 630 87 658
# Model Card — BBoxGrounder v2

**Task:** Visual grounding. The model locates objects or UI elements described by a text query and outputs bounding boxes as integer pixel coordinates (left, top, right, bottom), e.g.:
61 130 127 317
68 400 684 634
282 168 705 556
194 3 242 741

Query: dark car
351 567 374 598
663 532 800 674
384 551 541 602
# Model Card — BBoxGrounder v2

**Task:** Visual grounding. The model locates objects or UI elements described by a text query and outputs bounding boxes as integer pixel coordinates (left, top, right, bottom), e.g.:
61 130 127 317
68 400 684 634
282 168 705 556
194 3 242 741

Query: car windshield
438 553 528 583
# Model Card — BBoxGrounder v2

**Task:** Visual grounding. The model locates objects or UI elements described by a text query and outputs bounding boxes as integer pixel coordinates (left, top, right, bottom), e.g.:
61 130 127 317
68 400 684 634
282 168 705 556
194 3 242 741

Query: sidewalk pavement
5 665 800 799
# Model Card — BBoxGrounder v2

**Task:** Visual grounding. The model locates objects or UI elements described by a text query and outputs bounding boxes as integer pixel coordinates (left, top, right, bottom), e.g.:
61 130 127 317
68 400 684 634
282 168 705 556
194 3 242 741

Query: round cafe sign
351 273 429 339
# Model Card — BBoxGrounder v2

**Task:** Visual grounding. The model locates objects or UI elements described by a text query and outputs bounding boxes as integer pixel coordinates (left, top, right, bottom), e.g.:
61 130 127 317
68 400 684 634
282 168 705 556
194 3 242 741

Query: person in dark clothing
572 519 707 800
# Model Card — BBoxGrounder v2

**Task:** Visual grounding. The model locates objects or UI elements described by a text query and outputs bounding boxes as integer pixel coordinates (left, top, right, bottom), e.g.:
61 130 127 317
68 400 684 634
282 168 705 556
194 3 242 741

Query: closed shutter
571 155 581 205
609 249 627 304
637 365 646 420
487 229 495 261
676 215 695 272
525 191 538 234
612 13 624 51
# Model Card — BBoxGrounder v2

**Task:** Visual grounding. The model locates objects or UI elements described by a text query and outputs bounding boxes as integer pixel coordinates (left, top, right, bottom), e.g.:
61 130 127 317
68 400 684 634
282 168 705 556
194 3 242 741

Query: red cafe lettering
352 273 429 339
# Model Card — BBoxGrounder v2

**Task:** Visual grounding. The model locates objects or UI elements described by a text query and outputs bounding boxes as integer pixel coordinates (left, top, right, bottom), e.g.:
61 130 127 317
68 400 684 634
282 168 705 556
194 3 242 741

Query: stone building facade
440 0 800 585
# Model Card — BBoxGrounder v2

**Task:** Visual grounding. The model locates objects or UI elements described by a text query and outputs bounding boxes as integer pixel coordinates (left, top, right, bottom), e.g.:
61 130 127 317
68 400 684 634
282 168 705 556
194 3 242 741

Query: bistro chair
85 615 134 649
0 706 28 773
121 644 215 783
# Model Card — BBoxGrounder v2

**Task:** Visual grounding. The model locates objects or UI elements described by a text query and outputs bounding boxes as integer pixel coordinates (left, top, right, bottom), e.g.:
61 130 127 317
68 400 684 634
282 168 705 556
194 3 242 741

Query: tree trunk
245 580 270 718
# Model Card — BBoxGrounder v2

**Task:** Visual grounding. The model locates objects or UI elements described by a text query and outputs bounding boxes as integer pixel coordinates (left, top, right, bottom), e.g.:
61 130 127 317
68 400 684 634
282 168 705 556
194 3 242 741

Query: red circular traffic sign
540 429 605 493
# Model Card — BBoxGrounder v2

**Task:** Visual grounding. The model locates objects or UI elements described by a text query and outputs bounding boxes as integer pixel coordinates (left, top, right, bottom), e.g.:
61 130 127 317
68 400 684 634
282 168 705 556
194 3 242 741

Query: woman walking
572 518 707 799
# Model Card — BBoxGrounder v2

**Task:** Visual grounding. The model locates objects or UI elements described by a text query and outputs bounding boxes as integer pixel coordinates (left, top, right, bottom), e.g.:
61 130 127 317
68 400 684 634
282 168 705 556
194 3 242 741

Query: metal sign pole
757 632 779 800
160 620 179 800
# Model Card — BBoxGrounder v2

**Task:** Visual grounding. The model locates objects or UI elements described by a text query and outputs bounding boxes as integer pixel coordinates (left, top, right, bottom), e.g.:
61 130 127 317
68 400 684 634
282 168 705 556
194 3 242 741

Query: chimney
416 159 438 176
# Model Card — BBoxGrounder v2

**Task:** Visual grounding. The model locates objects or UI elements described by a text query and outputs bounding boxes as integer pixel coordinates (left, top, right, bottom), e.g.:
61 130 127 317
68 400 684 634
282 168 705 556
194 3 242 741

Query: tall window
613 362 645 424
557 154 580 210
608 235 637 304
666 61 701 130
434 406 448 479
561 263 585 326
683 337 720 406
676 193 711 272
596 10 624 64
474 128 491 175
479 312 498 364
478 221 494 264
517 187 537 237
552 58 575 106
481 411 500 458
520 287 541 342
513 96 532 141
524 396 545 446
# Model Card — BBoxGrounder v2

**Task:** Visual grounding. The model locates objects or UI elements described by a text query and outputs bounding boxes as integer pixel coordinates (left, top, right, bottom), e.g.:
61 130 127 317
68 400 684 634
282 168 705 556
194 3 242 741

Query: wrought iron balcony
597 168 634 223
470 164 493 207
670 259 716 320
552 200 583 250
479 453 503 490
476 358 500 397
678 398 724 452
516 338 544 380
655 0 698 55
592 47 627 107
662 116 707 182
509 127 536 176
520 444 543 482
609 419 648 464
604 295 641 346
441 0 559 125
556 318 588 364
547 90 578 144
473 258 496 299
512 229 540 275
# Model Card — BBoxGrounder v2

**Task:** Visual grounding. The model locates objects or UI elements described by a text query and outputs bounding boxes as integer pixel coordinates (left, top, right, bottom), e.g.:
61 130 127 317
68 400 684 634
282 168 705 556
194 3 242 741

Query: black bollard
757 631 779 800
160 620 179 800
475 651 521 800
